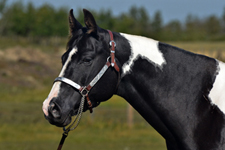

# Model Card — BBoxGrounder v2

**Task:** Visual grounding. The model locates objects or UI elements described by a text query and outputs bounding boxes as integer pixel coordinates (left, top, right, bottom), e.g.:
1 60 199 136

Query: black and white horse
42 9 225 150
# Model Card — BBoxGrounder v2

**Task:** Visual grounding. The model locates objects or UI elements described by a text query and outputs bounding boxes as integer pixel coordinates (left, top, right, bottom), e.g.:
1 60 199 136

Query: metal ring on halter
107 56 111 62
109 40 116 47
107 56 115 67
80 87 89 97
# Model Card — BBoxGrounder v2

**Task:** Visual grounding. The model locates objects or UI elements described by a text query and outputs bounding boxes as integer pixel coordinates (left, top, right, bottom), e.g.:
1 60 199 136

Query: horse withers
42 9 225 150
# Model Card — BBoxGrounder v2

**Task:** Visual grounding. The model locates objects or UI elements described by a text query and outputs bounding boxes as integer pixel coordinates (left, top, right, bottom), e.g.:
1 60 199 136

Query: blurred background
0 0 225 150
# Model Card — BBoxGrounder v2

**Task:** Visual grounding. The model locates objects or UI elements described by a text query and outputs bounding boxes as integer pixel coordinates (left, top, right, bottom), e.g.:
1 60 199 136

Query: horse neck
114 33 179 140
115 33 225 147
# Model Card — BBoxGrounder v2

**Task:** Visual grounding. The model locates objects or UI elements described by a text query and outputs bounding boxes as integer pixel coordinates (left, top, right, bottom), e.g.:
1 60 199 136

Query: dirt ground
0 46 64 88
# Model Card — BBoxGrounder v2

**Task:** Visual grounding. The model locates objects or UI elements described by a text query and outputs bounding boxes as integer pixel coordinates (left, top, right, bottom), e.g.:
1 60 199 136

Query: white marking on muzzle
120 33 166 76
42 48 78 116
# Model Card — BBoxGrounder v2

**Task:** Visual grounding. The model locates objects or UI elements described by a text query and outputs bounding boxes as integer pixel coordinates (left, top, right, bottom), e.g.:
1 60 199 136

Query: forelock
66 28 87 50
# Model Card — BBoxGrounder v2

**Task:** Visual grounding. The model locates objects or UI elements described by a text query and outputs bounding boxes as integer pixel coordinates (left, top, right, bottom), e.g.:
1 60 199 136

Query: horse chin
61 116 72 127
46 114 72 127
54 117 72 127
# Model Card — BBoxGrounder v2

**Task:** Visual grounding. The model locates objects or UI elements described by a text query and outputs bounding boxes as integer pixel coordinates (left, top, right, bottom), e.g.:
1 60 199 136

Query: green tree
163 20 183 41
0 1 225 41
0 0 6 15
24 2 36 36
184 14 206 41
33 4 56 36
117 6 150 36
131 6 150 36
116 13 135 34
205 15 221 34
151 11 163 39
3 1 27 36
96 9 115 30
0 0 7 34
222 7 225 30
53 7 68 36
221 7 225 39
204 15 221 40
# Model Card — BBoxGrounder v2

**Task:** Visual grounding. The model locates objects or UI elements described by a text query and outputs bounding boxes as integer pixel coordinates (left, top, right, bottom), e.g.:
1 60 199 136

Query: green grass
0 88 166 150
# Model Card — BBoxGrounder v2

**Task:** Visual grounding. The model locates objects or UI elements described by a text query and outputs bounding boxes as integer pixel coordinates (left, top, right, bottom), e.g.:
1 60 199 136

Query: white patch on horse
120 33 166 76
42 47 78 116
209 60 225 114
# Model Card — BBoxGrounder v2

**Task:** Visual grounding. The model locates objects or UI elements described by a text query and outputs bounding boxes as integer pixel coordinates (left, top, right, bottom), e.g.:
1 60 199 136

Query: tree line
0 0 225 41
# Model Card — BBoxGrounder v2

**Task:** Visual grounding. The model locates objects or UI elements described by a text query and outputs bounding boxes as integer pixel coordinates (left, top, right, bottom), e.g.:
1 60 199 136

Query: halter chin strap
54 30 119 113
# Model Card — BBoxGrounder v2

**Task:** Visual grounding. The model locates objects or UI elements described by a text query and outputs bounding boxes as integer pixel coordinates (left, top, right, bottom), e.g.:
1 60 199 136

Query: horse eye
82 58 92 64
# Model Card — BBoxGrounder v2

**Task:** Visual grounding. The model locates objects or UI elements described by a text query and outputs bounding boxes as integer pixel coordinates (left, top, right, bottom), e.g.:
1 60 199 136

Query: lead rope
57 96 86 150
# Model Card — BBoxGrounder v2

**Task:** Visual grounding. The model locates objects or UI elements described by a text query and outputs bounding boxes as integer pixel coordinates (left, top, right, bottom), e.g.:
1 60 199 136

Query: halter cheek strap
108 30 120 72
54 30 119 113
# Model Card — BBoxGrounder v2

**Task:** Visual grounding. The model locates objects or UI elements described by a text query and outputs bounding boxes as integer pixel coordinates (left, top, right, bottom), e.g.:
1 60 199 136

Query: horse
42 9 225 150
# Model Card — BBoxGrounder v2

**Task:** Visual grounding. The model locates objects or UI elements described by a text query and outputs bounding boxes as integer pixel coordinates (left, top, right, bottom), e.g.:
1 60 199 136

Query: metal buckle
109 40 116 47
80 87 89 96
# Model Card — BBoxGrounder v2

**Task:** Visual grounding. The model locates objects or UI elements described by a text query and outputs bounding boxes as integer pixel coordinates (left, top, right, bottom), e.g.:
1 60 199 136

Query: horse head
42 9 121 127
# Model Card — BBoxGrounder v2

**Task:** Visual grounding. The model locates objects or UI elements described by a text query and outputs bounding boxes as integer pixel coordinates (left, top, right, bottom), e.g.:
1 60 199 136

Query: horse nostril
49 102 61 119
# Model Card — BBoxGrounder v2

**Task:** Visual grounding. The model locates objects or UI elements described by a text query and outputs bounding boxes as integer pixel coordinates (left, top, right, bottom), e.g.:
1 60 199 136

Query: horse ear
83 9 98 34
69 9 83 36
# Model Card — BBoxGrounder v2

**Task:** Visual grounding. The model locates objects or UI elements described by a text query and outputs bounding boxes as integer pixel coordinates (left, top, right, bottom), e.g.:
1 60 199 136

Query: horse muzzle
43 98 73 127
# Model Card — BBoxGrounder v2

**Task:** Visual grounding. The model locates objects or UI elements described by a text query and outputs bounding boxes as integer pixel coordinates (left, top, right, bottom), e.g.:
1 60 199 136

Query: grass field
0 89 166 150
0 40 225 150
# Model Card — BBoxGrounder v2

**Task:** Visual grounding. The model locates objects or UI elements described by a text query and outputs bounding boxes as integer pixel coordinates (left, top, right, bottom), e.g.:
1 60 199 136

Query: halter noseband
54 30 120 113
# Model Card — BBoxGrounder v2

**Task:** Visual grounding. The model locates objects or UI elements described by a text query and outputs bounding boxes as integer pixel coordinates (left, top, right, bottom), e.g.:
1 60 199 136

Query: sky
6 0 225 24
